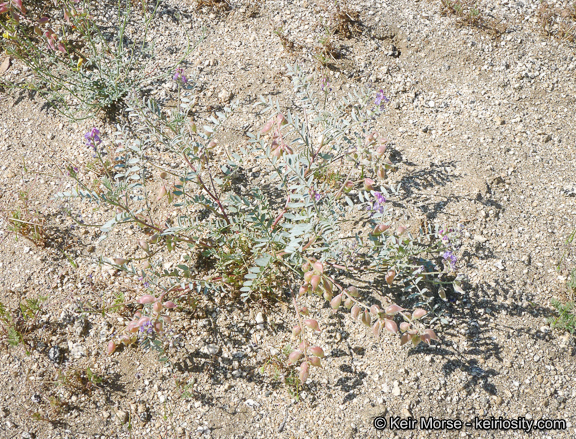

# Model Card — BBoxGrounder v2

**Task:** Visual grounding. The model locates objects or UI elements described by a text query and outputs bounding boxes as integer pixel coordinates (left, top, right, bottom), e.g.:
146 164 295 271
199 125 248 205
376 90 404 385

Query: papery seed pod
134 311 142 319
372 321 381 336
207 140 218 149
385 304 404 315
412 308 427 320
346 286 359 297
330 294 342 310
384 319 398 334
303 270 314 283
310 275 321 291
351 305 361 319
378 224 390 234
119 334 131 345
361 310 371 327
376 144 387 156
261 118 275 134
399 322 411 332
154 321 163 333
323 290 333 302
138 241 149 253
303 319 320 332
142 260 151 269
288 350 303 364
344 297 353 309
127 321 139 333
309 356 322 367
299 307 309 316
364 178 375 191
420 333 431 344
163 316 172 325
424 329 438 341
298 286 308 297
149 234 160 244
298 340 309 351
163 301 176 309
156 185 167 201
313 261 324 273
153 302 163 313
400 333 411 346
411 335 421 346
114 257 127 265
396 225 407 235
299 361 309 383
323 278 332 294
385 270 396 285
159 171 168 179
309 346 325 358
138 295 157 304
292 325 302 336
137 317 151 326
365 132 377 145
277 113 288 126
344 180 354 192
107 341 116 355
370 305 380 315
377 166 386 180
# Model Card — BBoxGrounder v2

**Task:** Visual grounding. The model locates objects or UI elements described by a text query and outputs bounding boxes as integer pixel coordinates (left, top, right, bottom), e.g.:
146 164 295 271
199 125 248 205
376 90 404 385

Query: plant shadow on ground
28 369 126 430
406 277 560 397
395 158 503 222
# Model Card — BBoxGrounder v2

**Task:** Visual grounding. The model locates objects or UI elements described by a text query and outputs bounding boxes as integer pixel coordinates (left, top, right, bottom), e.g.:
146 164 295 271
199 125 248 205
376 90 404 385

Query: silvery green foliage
57 65 458 369
1 0 191 121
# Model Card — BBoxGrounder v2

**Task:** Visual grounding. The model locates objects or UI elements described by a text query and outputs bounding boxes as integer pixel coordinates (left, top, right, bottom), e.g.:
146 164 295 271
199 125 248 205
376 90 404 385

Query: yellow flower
77 58 84 70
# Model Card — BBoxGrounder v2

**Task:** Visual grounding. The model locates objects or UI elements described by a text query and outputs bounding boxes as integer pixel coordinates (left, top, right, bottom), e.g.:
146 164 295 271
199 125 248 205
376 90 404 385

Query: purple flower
375 89 389 109
373 191 386 204
173 68 188 85
313 191 322 202
84 128 101 149
367 191 386 215
443 251 457 270
139 321 154 335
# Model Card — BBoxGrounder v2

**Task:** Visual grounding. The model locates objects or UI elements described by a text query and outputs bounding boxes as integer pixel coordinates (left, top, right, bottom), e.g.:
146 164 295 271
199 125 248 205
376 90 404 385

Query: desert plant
0 0 191 120
1 190 48 247
273 26 302 54
548 299 576 334
195 0 231 12
56 64 458 380
0 296 46 351
322 0 361 39
440 0 507 38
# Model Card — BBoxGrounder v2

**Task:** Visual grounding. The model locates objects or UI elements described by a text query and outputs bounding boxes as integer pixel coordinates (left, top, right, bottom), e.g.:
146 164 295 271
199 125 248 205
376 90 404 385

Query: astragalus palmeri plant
0 0 189 120
57 64 458 379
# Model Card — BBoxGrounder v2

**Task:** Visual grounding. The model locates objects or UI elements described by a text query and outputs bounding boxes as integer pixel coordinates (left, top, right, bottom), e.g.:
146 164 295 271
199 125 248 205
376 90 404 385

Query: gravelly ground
1 0 576 437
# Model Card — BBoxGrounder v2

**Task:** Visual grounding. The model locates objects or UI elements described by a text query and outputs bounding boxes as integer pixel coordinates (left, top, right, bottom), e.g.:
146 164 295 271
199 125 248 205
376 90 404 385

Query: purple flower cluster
367 191 386 214
443 250 457 270
139 321 154 335
375 89 389 109
173 68 188 85
84 128 101 150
